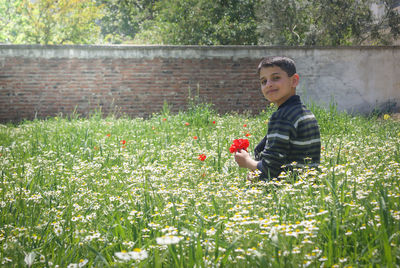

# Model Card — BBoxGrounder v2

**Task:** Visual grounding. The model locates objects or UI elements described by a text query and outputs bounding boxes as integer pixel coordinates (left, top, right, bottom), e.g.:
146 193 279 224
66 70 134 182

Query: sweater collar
278 95 301 110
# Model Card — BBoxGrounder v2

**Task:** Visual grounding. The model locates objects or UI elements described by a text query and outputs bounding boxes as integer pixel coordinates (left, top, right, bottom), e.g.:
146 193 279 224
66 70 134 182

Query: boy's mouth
266 89 278 94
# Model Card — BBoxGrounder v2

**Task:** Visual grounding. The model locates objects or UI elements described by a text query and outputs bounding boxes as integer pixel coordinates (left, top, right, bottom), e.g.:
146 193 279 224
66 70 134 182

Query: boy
234 56 321 180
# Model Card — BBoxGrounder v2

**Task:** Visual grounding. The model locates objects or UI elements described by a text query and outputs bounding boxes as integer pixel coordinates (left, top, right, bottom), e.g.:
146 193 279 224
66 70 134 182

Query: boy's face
259 66 299 107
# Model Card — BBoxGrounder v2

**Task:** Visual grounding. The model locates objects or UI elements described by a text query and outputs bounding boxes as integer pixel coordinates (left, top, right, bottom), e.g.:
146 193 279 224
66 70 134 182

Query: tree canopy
0 0 103 44
133 0 258 45
0 0 399 45
256 0 400 46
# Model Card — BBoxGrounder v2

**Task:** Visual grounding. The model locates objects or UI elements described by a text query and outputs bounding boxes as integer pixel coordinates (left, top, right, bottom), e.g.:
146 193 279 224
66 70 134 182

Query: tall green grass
0 102 399 267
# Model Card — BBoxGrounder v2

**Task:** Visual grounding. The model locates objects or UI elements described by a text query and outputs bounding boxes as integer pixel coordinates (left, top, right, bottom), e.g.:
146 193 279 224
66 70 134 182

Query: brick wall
1 45 399 122
0 47 264 122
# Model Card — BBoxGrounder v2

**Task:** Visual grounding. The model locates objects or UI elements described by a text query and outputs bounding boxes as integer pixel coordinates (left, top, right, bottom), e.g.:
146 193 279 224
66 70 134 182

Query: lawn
0 103 399 267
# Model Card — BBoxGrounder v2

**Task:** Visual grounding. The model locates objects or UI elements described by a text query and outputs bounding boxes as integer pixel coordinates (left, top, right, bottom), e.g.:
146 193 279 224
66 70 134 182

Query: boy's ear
291 73 299 88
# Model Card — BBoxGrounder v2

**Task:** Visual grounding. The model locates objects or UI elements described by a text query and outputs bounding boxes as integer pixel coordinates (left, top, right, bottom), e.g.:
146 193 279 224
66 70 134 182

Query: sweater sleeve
256 118 295 180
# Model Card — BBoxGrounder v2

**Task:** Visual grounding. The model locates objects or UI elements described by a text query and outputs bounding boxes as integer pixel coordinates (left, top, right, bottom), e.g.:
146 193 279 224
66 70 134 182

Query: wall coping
1 44 399 49
1 44 399 59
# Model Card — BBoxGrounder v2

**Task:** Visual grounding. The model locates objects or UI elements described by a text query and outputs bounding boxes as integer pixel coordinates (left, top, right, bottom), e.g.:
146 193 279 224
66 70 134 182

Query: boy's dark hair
257 56 296 77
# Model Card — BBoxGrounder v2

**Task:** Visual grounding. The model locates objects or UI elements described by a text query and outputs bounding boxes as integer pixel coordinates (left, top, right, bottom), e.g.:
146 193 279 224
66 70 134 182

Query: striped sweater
254 95 321 180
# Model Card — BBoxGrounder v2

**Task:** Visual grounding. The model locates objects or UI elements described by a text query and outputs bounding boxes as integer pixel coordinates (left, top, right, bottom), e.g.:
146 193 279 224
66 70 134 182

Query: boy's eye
261 76 280 85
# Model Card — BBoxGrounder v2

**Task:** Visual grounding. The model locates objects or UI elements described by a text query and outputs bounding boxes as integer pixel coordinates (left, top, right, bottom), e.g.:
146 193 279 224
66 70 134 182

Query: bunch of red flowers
229 139 249 153
198 154 207 161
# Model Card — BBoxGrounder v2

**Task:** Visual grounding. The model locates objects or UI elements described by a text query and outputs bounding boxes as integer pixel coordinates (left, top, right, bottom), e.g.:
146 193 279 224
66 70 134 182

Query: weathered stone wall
0 45 399 122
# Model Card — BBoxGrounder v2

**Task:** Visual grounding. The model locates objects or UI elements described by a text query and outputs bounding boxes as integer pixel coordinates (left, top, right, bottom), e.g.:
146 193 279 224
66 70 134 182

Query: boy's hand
234 149 259 171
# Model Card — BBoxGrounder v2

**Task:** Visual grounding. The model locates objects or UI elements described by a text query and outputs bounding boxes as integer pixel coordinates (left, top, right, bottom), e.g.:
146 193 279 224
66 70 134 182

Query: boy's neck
277 94 300 109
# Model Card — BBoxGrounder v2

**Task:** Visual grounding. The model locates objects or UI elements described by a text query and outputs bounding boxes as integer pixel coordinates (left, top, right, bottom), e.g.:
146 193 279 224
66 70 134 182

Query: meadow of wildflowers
0 103 399 267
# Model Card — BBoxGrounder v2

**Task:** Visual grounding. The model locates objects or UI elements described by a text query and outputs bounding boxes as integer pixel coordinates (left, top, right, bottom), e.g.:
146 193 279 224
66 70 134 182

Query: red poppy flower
193 136 198 140
121 140 126 145
212 121 216 124
229 139 249 153
245 133 251 137
106 133 111 137
243 124 247 127
198 154 207 161
185 122 190 126
163 118 167 121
